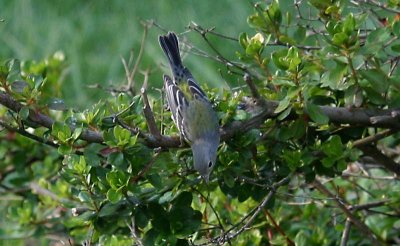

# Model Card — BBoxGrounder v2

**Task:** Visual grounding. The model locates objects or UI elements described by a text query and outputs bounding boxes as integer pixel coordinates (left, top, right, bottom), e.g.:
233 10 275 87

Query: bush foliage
1 1 400 245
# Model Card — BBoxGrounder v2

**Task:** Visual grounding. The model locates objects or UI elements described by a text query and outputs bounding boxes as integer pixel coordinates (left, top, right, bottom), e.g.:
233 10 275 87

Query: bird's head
191 138 219 183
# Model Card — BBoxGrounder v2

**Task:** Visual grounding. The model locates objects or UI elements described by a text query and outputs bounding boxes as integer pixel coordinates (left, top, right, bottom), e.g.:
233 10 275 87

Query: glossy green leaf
107 188 122 203
359 69 388 93
305 103 329 124
18 106 30 120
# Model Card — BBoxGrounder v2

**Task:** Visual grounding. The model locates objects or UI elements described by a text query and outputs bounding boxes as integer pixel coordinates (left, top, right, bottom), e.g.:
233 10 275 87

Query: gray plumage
159 32 220 182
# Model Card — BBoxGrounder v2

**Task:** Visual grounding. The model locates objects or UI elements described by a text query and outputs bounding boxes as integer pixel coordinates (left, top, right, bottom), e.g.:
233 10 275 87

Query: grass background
0 0 253 107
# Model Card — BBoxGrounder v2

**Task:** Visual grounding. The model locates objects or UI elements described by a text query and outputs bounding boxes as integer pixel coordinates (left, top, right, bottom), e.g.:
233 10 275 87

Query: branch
264 210 295 246
340 218 352 246
2 90 400 150
0 119 59 148
313 179 382 245
361 0 400 14
353 129 398 147
192 187 228 244
349 200 388 211
140 70 161 139
243 73 261 99
130 149 161 184
318 105 400 128
357 145 400 175
122 23 149 94
0 91 104 143
127 216 144 246
208 176 291 245
221 100 277 141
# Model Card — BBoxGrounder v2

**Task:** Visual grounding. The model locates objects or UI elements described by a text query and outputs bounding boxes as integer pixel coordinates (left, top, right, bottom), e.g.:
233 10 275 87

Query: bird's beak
202 175 210 184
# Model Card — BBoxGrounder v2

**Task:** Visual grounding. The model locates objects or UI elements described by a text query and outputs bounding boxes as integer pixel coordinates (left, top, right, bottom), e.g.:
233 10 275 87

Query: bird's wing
187 78 208 101
163 74 190 140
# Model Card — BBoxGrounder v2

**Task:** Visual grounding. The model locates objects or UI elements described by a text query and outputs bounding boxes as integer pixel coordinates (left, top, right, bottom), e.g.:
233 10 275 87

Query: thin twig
340 218 352 246
357 145 400 175
264 210 295 246
362 0 400 14
204 176 291 245
349 200 388 211
141 70 161 139
353 129 398 147
121 50 135 90
3 90 400 149
188 22 250 74
243 73 261 99
130 149 161 184
342 172 398 180
124 23 149 94
127 216 144 246
192 187 228 244
0 119 59 148
313 179 382 245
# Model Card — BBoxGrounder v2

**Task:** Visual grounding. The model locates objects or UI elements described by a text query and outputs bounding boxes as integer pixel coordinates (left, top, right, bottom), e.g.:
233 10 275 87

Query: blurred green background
0 0 253 108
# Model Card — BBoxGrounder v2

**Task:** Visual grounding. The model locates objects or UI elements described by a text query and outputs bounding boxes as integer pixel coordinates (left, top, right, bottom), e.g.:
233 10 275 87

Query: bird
159 32 220 183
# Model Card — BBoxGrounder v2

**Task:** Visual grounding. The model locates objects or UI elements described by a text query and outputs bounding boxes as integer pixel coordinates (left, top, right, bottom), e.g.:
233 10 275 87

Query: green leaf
359 69 388 93
295 231 308 246
104 128 117 146
159 191 174 204
113 126 131 147
106 170 128 190
322 135 343 157
321 156 336 168
332 32 348 46
173 192 192 207
305 103 329 124
107 152 126 168
363 86 386 105
143 229 160 246
367 28 391 45
267 0 282 25
278 34 296 45
291 119 306 139
223 172 235 188
149 203 170 234
6 59 21 82
392 44 400 53
393 21 400 37
58 144 73 155
247 13 264 29
78 191 91 203
18 106 30 120
147 174 163 189
169 192 202 237
286 47 301 71
239 32 249 49
73 155 87 174
274 97 291 113
277 105 292 121
71 127 83 141
272 49 289 70
52 122 72 142
107 188 122 203
293 26 306 42
282 149 302 170
342 13 355 35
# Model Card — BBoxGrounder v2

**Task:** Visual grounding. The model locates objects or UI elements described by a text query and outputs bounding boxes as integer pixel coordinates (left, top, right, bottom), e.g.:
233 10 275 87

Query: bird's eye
208 161 213 168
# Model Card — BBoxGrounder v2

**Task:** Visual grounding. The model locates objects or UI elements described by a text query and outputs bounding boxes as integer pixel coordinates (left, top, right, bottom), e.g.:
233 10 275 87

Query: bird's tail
159 32 183 69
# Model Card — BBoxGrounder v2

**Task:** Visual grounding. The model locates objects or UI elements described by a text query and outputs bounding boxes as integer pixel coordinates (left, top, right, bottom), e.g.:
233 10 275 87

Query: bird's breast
183 99 219 141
